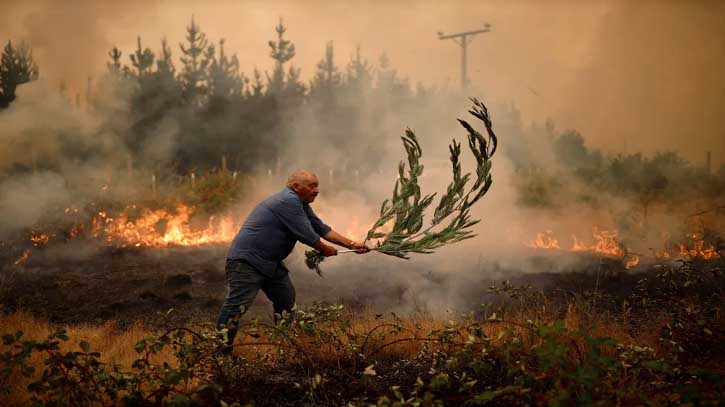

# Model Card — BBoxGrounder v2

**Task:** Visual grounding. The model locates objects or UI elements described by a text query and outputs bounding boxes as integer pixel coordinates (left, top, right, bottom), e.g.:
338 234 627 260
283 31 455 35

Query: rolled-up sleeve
305 206 332 237
270 198 321 246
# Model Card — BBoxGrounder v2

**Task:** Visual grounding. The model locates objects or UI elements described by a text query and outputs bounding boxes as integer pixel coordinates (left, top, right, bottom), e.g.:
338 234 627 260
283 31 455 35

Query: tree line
2 16 721 214
1 17 433 176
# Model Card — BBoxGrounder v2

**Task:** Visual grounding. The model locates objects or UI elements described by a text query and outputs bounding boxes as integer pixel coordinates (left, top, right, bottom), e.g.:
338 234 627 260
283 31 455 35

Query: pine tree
123 37 181 161
207 39 243 101
345 45 373 91
376 52 411 106
129 36 155 77
266 18 296 95
248 68 264 98
179 16 210 104
0 40 39 108
107 46 123 75
311 41 341 93
284 64 306 101
377 52 408 92
156 38 175 78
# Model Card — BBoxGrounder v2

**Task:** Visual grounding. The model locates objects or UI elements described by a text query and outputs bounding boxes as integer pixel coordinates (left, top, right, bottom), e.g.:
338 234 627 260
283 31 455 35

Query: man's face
293 175 320 203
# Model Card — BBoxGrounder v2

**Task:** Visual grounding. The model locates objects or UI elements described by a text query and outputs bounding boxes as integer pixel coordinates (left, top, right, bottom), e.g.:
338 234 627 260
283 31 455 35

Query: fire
655 232 721 260
526 230 560 249
93 205 240 247
27 204 241 249
625 256 640 269
30 233 50 247
527 224 723 269
571 227 625 257
527 227 640 269
13 249 30 266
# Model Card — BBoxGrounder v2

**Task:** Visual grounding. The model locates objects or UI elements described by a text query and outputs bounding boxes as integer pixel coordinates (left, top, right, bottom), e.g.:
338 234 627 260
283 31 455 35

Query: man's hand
320 244 338 257
322 230 372 254
313 239 338 257
349 241 371 254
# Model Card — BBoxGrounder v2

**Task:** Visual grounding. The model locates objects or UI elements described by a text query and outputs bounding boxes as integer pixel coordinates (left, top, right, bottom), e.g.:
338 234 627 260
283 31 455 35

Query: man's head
287 170 319 203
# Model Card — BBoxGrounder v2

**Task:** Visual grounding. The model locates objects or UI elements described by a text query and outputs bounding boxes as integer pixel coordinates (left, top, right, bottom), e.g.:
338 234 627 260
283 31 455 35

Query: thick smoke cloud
558 0 725 167
0 1 153 90
0 172 70 239
2 1 723 165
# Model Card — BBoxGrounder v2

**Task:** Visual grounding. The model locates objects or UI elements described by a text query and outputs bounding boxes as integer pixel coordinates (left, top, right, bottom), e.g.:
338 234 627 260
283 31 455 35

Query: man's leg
216 260 264 348
261 271 296 321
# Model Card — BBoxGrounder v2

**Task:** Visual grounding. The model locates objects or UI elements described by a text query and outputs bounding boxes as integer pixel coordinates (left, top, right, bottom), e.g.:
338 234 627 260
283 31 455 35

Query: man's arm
322 230 371 253
312 238 338 257
302 203 369 254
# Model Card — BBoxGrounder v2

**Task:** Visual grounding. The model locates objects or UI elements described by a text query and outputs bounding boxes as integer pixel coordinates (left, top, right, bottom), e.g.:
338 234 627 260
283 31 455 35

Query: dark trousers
215 259 296 347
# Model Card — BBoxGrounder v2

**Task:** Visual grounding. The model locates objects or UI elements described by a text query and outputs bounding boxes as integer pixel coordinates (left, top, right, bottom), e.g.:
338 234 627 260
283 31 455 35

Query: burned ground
1 241 724 406
2 241 721 329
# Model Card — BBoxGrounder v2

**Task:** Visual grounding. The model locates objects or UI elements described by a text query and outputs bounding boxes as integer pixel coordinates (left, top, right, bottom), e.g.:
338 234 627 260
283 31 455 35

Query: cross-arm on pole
438 24 491 90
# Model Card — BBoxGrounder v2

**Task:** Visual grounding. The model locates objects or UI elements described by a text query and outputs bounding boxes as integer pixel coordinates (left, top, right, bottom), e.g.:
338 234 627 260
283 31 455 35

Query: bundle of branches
306 98 498 276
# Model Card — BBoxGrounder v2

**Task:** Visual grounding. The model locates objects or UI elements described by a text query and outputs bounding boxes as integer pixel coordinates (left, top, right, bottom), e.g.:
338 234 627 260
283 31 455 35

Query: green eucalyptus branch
305 98 498 275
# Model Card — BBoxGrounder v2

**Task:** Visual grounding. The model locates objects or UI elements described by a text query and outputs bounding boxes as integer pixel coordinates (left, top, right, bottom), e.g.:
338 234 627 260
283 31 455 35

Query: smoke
1 1 723 317
267 93 582 315
557 0 725 166
0 76 187 239
2 1 723 166
1 79 108 167
0 79 116 237
0 0 154 92
0 172 70 239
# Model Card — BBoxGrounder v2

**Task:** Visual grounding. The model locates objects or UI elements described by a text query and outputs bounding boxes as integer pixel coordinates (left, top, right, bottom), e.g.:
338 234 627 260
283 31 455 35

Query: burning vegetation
1 12 725 407
27 205 238 249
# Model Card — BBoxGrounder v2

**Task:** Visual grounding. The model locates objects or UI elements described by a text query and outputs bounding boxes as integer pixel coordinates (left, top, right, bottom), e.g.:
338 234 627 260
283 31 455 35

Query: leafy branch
306 97 498 274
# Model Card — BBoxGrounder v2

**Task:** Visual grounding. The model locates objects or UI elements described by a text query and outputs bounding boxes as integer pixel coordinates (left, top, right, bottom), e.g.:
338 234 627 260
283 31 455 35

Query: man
216 169 370 348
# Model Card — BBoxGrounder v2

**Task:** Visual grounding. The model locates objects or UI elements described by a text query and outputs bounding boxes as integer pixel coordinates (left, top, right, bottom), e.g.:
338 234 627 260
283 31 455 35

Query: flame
30 204 241 248
656 232 721 260
96 205 240 247
13 249 30 266
528 224 723 269
571 227 625 257
625 256 640 269
526 227 639 268
526 230 560 249
30 233 50 247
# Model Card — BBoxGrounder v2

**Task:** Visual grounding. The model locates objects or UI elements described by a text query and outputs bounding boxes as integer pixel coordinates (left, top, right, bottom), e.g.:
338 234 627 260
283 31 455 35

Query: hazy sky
2 0 724 167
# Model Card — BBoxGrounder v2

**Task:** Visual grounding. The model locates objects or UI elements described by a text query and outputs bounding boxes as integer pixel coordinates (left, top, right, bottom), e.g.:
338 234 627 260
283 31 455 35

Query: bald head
286 170 316 188
287 170 320 203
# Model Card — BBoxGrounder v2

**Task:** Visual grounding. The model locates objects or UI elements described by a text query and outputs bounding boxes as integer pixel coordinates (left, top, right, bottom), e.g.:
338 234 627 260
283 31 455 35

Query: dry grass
0 310 176 406
0 301 676 406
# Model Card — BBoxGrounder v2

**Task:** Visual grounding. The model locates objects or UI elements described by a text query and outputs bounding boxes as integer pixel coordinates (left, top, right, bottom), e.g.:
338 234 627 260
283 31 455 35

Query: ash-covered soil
1 244 232 327
1 242 722 328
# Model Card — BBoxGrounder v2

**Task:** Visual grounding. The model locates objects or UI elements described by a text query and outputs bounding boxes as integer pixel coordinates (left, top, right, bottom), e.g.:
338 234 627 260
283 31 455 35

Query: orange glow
30 234 50 247
32 205 241 248
625 256 640 269
571 227 625 257
96 205 240 247
528 224 723 269
13 249 30 266
527 227 639 268
655 232 721 260
526 230 560 249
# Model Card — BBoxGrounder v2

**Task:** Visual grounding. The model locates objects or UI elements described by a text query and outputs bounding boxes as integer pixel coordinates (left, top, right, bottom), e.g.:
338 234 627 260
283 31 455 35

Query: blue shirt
227 187 332 277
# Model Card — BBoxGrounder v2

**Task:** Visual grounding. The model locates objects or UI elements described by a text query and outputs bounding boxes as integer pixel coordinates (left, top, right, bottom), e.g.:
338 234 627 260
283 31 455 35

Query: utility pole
438 23 491 90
